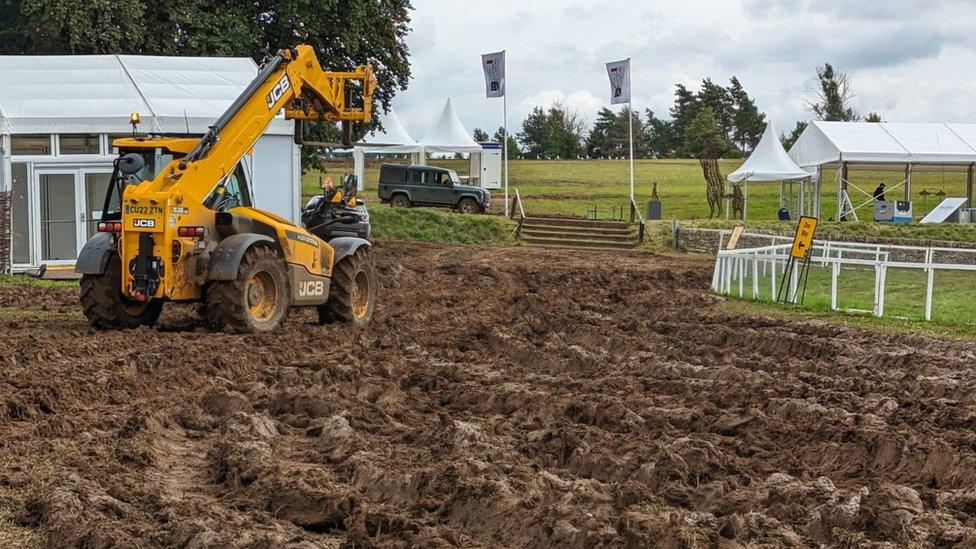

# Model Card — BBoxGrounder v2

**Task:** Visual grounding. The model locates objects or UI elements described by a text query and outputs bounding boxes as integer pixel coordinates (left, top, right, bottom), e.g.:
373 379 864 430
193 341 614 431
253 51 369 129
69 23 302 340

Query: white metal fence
711 232 976 321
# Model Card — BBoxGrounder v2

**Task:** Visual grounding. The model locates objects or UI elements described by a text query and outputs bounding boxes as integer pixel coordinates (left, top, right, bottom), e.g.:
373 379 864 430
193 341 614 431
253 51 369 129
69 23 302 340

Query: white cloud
390 0 976 139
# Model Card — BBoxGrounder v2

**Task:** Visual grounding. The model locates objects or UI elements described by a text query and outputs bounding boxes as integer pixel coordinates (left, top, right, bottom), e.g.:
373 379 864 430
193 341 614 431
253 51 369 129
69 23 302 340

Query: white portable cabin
0 54 300 274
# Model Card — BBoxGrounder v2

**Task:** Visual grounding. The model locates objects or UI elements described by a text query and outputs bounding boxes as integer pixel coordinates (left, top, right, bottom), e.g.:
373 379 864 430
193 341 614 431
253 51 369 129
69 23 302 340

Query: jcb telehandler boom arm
149 45 375 205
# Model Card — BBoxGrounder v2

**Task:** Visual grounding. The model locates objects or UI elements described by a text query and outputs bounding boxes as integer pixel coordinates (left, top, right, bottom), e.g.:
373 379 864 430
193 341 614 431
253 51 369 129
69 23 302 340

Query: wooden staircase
519 216 638 250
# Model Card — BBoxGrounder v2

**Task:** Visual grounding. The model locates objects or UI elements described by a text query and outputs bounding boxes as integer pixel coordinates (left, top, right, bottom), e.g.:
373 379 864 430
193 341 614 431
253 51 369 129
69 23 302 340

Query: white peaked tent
359 109 421 152
419 99 482 153
728 123 811 219
352 109 422 190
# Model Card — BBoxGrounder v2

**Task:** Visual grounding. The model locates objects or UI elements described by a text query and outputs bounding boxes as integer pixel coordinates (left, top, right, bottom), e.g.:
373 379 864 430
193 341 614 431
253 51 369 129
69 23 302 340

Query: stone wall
675 227 976 264
0 190 9 273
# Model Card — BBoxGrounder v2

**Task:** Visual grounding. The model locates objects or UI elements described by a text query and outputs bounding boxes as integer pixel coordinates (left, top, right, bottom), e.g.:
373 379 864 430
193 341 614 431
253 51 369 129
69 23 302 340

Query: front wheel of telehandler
318 247 376 327
206 246 290 333
80 255 163 329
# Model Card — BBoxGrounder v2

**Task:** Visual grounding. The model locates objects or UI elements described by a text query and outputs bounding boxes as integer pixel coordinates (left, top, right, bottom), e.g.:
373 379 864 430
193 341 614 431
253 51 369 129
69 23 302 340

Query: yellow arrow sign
790 216 819 259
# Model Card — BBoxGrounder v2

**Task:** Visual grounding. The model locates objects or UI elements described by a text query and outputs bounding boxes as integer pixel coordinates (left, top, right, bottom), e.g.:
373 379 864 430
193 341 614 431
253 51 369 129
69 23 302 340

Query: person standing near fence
873 183 887 202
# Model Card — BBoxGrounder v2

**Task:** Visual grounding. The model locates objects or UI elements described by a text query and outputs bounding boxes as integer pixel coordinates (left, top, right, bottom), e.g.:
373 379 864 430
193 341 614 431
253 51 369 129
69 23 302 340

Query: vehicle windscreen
101 148 176 221
448 171 460 184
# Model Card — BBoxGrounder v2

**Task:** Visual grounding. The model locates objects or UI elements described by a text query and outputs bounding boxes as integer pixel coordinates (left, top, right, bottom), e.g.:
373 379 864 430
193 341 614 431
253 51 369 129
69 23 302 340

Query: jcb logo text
298 280 325 297
266 75 291 109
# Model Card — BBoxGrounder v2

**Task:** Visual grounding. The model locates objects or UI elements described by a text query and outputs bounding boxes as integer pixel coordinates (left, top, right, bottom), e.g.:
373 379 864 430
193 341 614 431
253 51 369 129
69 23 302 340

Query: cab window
409 170 425 184
204 163 252 211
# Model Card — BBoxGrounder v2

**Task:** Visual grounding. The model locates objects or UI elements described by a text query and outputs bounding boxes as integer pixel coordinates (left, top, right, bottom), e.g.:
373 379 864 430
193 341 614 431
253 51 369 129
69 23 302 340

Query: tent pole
799 179 805 217
628 102 635 202
966 163 974 209
904 163 912 203
744 180 748 220
840 160 849 220
814 166 822 218
779 180 784 210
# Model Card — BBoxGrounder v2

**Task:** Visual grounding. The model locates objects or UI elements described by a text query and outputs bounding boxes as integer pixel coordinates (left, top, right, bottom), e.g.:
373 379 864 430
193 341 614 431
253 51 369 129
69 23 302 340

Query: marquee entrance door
33 168 113 265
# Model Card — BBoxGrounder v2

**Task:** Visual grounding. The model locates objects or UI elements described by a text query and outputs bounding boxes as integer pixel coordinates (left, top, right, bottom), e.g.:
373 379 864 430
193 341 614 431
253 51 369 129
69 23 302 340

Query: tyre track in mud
1 241 976 546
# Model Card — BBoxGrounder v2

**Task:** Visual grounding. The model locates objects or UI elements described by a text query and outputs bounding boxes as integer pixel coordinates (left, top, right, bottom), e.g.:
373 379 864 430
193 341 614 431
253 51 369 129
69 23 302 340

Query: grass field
308 157 974 223
731 261 976 325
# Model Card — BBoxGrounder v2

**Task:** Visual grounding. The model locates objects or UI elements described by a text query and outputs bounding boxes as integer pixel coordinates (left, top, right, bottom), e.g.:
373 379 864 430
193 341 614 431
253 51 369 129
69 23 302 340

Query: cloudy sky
390 0 976 139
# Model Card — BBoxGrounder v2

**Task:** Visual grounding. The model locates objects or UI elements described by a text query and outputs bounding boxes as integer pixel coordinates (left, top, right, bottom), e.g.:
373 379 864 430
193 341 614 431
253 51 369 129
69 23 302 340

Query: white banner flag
606 58 631 105
482 51 505 98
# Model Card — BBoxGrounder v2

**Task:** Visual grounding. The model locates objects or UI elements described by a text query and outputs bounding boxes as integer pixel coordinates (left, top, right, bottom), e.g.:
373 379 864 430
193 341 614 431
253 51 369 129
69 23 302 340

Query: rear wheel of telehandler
318 247 376 327
206 246 289 333
80 254 163 329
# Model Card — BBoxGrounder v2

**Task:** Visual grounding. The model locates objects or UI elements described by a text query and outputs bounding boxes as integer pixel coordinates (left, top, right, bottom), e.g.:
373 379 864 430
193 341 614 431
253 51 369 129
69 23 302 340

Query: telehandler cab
76 45 378 333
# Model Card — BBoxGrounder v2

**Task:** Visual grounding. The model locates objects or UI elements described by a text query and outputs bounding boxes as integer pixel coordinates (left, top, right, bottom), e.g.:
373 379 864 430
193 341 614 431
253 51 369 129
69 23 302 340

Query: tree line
474 63 883 161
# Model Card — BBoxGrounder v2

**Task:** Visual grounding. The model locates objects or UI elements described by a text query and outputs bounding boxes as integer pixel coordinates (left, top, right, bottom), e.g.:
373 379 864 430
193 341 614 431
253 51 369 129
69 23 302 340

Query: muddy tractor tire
318 247 376 327
80 255 163 329
457 197 482 214
390 194 411 208
206 246 290 333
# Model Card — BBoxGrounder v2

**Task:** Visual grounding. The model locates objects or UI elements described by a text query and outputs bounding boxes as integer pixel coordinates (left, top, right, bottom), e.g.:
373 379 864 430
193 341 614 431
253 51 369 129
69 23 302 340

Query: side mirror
117 153 145 176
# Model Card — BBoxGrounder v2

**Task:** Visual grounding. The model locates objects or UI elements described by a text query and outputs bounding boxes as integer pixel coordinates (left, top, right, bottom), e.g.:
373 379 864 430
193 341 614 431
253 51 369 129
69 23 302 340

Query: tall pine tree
729 76 766 153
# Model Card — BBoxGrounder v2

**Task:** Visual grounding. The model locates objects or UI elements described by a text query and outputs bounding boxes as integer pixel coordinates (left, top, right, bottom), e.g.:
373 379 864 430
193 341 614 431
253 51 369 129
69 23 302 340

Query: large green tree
585 106 645 159
729 76 766 153
807 63 859 122
644 109 678 158
517 103 586 159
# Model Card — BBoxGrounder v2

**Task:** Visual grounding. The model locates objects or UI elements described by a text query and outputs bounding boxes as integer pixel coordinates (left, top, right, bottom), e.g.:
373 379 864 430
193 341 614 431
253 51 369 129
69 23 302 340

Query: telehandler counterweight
76 45 378 332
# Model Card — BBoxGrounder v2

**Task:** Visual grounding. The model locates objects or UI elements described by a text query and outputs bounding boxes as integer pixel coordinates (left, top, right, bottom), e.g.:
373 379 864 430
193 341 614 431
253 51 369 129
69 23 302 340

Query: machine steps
519 217 638 250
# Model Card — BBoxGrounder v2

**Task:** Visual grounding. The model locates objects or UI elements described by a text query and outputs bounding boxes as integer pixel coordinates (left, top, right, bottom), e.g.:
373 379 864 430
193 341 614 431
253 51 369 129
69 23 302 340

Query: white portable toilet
470 142 501 189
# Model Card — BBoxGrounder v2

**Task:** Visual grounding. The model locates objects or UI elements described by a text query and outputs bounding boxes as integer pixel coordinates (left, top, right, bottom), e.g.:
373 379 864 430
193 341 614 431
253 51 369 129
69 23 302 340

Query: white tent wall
251 134 302 221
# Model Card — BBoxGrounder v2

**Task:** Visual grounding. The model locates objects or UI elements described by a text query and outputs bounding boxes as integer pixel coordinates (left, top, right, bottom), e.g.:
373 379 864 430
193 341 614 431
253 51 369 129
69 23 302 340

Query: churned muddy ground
2 241 976 547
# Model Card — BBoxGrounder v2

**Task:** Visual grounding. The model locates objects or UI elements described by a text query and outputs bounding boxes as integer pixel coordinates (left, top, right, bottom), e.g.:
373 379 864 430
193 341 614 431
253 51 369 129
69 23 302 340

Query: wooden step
521 216 631 230
522 241 636 251
520 234 636 250
520 222 634 237
520 227 636 242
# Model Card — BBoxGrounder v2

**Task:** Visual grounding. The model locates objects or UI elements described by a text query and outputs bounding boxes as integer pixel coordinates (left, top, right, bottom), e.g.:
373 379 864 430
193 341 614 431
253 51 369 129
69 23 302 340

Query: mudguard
75 233 117 275
456 192 484 206
208 233 275 281
329 236 371 266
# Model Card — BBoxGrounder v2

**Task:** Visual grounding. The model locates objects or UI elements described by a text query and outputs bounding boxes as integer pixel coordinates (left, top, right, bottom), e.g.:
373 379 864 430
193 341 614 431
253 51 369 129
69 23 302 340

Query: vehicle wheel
318 247 376 327
80 254 163 329
206 246 289 333
390 194 411 208
457 197 482 214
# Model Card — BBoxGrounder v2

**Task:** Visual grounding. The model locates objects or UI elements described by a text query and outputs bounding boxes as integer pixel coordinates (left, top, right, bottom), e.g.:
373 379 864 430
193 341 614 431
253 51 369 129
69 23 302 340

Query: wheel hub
352 270 370 319
247 271 278 322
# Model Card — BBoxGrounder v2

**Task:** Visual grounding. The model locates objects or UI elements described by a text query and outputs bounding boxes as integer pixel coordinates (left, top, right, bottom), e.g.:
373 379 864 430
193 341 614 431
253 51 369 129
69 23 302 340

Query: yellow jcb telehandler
76 45 377 333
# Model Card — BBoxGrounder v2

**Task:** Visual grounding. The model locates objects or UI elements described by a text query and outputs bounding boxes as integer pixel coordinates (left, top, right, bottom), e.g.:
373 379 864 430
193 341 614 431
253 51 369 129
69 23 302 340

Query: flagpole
503 50 509 218
628 100 634 202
